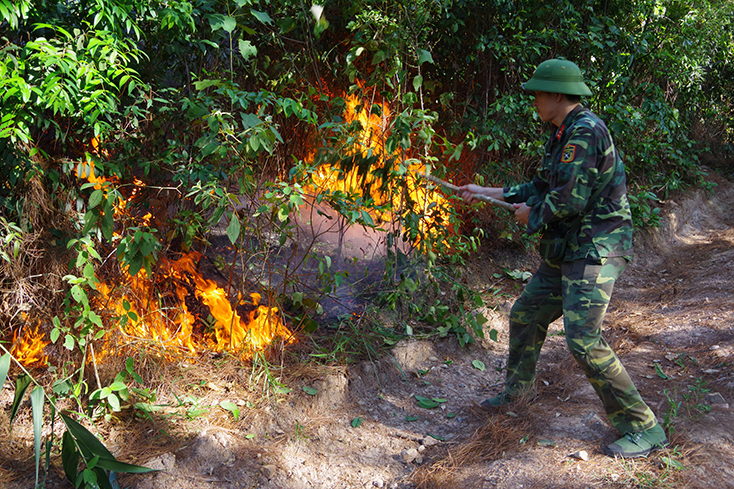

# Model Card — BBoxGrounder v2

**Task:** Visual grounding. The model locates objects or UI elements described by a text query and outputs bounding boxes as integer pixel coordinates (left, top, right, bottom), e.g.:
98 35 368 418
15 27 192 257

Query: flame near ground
94 251 294 362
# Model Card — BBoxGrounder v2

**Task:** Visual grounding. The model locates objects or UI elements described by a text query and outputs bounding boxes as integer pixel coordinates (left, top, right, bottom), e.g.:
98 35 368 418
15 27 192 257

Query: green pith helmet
522 59 592 96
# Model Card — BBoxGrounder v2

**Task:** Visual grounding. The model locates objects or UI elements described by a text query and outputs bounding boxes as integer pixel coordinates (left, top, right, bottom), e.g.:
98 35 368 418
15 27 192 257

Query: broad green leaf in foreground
414 395 446 409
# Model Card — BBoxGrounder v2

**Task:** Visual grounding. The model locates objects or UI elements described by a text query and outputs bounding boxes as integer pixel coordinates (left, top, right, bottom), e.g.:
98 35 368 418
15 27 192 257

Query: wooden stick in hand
417 172 516 211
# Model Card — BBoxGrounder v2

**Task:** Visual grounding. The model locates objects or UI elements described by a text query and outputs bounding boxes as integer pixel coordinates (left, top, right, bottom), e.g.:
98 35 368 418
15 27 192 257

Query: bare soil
2 174 734 489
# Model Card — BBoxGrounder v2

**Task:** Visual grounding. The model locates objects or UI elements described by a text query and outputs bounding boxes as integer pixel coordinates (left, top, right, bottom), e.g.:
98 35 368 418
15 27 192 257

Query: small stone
584 412 606 431
569 450 589 461
145 453 175 472
261 464 277 480
373 478 385 488
422 436 439 447
417 445 426 453
401 448 419 464
706 392 728 407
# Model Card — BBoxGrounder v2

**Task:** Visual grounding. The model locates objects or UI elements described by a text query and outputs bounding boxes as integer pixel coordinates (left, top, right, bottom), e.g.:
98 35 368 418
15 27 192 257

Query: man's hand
457 184 505 205
513 203 530 225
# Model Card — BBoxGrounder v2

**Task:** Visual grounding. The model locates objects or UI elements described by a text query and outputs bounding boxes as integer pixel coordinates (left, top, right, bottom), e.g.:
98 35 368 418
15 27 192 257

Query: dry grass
411 405 534 489
1 173 75 348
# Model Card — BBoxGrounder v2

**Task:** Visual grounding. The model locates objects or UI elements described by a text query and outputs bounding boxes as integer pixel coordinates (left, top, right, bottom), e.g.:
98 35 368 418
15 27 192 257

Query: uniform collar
554 105 586 140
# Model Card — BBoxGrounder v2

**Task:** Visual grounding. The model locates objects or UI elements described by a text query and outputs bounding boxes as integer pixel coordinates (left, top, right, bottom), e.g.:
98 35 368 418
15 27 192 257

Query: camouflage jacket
503 106 634 261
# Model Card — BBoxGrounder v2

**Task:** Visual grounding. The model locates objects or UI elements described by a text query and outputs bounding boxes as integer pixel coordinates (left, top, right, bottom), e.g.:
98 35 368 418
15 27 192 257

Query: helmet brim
522 78 592 97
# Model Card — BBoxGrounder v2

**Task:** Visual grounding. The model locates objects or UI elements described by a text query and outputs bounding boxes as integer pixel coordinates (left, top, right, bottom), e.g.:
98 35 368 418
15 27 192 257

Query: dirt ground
2 172 734 489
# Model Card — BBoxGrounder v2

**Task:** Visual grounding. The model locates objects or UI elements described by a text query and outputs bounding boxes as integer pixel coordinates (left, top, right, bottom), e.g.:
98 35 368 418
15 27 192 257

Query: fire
76 137 115 191
11 322 49 367
73 137 293 362
174 253 294 355
309 89 449 237
95 252 293 361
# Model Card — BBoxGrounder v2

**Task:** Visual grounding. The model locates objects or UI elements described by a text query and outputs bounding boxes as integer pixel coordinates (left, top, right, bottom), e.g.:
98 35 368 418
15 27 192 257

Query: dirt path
3 177 733 489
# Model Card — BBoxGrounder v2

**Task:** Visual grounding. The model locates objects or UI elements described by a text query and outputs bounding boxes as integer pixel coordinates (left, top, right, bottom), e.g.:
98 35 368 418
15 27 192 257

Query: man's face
532 91 559 123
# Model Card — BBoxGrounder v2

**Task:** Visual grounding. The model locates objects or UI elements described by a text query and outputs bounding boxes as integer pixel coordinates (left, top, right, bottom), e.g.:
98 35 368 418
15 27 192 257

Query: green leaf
405 415 419 422
219 401 240 421
360 210 374 226
0 354 10 388
101 199 114 241
31 385 44 486
140 236 155 257
472 360 486 371
226 214 241 245
88 189 104 209
661 456 685 470
417 49 434 65
351 417 362 428
61 431 80 485
134 402 163 412
193 79 222 91
88 310 103 328
60 414 155 474
654 363 669 380
489 329 498 342
70 284 85 303
302 386 318 396
52 380 71 395
414 395 441 409
109 382 128 392
10 374 32 426
413 75 423 91
127 253 143 276
63 334 75 351
251 9 273 24
208 14 237 33
82 467 97 485
107 393 121 411
92 465 118 489
238 39 257 61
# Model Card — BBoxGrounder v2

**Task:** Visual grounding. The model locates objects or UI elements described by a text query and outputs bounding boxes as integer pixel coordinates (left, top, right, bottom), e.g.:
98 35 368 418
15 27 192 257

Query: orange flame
309 90 448 238
73 137 293 362
174 253 294 355
11 322 49 367
94 252 293 361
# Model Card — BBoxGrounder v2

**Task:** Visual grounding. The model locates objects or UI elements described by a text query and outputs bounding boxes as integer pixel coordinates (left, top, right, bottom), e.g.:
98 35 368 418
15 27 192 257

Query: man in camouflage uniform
459 59 667 458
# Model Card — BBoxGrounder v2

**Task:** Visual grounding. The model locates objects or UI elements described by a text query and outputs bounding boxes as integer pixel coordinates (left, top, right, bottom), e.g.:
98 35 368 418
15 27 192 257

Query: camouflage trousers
504 256 656 434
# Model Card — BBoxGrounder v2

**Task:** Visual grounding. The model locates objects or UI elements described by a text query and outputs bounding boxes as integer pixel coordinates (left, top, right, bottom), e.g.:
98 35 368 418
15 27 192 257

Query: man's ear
555 93 565 102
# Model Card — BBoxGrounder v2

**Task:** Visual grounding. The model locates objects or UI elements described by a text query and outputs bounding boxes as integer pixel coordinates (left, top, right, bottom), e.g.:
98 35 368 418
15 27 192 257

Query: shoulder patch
561 144 576 163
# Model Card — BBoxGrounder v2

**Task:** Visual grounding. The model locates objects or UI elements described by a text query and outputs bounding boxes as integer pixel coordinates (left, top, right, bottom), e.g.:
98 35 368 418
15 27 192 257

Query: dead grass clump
1 171 76 351
412 408 533 489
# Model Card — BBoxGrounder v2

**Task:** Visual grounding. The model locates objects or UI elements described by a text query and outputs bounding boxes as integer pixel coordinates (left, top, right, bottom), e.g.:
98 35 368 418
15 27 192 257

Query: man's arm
457 184 505 204
458 184 528 224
